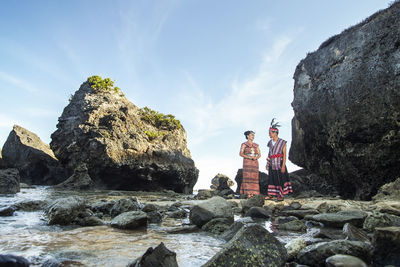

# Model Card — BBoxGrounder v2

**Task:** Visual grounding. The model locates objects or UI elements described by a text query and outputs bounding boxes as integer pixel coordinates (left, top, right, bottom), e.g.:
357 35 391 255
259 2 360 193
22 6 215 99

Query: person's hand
265 165 268 170
281 167 286 173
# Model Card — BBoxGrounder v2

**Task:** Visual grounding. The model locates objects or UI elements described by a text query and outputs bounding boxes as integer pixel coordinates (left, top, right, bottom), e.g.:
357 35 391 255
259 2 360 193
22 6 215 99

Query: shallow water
0 187 302 266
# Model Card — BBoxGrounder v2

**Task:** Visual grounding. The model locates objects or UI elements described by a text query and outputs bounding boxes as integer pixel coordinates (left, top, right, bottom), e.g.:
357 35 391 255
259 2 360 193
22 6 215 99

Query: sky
0 0 394 190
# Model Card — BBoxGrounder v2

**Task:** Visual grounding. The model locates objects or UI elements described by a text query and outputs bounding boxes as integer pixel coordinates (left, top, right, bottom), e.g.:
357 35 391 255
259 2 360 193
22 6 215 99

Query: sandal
276 197 284 202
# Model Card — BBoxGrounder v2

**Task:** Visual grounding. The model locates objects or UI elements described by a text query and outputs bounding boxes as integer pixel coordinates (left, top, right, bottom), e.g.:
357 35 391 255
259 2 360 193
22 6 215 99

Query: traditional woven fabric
267 138 293 197
240 142 260 195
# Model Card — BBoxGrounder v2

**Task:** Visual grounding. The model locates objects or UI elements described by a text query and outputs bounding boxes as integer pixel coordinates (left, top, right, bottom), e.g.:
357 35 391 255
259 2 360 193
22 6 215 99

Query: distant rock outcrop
2 125 66 185
50 76 198 193
289 2 400 200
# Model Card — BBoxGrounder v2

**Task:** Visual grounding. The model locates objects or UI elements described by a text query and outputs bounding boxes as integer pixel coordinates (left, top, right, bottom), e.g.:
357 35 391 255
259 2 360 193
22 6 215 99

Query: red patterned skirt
240 158 260 195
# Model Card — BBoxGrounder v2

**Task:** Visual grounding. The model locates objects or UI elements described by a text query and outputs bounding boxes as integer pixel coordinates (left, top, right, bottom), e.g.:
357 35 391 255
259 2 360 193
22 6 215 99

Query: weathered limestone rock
285 238 307 262
189 196 234 227
245 207 271 219
240 194 265 213
305 210 367 228
128 242 178 267
363 212 400 232
0 148 4 169
53 163 94 190
343 223 370 242
110 210 148 230
201 217 232 235
289 169 339 197
278 219 306 232
210 173 234 189
220 217 254 241
373 177 400 201
0 168 20 194
289 2 400 200
325 254 367 267
2 125 66 185
50 78 198 193
203 224 287 267
110 198 142 218
46 196 86 225
372 226 400 266
297 240 372 267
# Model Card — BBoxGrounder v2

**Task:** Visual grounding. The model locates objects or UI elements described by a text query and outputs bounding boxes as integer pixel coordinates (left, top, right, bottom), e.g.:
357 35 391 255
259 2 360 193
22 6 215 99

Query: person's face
269 129 277 138
248 133 255 141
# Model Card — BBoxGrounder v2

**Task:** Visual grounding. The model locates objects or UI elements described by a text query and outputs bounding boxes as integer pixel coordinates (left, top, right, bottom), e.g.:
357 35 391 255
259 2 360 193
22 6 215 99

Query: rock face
53 163 95 190
0 168 20 194
0 148 4 169
2 125 66 185
373 177 400 201
289 2 400 200
50 78 198 193
289 169 338 197
372 226 400 266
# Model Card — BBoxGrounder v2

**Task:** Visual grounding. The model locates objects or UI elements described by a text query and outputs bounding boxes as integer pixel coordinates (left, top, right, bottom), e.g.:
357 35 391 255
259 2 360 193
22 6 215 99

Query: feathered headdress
269 118 281 132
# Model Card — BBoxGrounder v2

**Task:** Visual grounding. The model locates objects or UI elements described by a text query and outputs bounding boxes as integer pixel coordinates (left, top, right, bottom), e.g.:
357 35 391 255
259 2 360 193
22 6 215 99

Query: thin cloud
0 71 38 93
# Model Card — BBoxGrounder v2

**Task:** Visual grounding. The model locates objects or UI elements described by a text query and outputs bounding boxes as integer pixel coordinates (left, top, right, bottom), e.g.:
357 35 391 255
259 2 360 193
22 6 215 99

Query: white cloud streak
0 71 38 93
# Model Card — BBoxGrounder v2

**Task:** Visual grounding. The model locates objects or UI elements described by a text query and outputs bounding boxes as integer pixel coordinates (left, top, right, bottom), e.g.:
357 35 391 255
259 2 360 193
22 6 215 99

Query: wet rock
363 212 400 232
278 219 306 232
75 210 104 226
0 254 30 267
373 176 400 201
325 254 367 267
372 226 400 266
41 256 62 267
13 199 48 211
189 196 233 228
168 209 187 219
50 79 198 193
285 237 307 261
297 240 372 267
0 206 15 216
46 196 86 225
2 125 66 185
316 202 341 213
196 189 214 199
312 228 345 240
276 216 299 224
378 204 400 217
203 224 287 267
289 201 302 210
343 223 370 242
201 217 233 235
289 169 339 197
110 198 142 218
244 206 271 219
289 2 400 200
90 200 116 215
141 203 159 213
146 211 163 223
127 242 178 267
234 168 269 195
240 194 265 213
53 163 94 190
110 210 148 230
220 217 254 241
283 209 319 219
304 210 367 228
165 225 199 234
0 168 20 194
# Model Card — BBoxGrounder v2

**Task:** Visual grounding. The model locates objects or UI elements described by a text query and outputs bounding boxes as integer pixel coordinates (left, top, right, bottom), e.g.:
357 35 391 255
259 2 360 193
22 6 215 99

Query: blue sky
0 0 393 189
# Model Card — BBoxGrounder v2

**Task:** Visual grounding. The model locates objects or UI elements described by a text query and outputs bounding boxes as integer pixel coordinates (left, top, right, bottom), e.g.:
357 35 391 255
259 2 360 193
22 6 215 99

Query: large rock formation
0 148 5 169
2 125 66 185
290 2 400 200
0 168 20 194
50 76 198 193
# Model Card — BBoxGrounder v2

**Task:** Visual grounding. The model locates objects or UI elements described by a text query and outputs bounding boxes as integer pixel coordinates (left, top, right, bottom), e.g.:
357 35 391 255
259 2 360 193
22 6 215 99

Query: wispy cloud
176 34 296 145
22 107 58 118
0 71 38 93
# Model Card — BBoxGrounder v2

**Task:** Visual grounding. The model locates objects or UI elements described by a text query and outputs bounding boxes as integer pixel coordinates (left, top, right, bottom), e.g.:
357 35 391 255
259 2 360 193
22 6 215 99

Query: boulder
203 224 287 267
278 219 306 232
210 173 234 190
146 211 163 223
312 228 345 240
168 209 187 219
343 223 370 242
289 2 400 200
0 168 20 194
196 189 214 200
50 77 198 193
53 163 94 190
189 196 233 227
244 206 271 219
110 211 148 230
127 242 178 267
0 254 30 267
283 209 319 219
235 168 269 195
110 198 142 218
304 210 367 228
276 216 299 224
0 148 4 169
325 254 367 267
363 212 400 232
90 200 116 215
289 169 339 197
13 199 48 211
201 217 233 235
372 226 400 266
0 206 15 216
46 196 86 225
373 177 400 201
2 125 66 185
297 240 372 267
285 237 307 262
220 217 254 241
240 194 265 213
